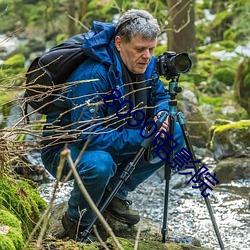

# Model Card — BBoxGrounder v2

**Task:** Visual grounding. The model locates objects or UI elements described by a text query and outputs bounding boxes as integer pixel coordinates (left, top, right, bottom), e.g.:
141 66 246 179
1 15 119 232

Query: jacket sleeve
65 61 144 156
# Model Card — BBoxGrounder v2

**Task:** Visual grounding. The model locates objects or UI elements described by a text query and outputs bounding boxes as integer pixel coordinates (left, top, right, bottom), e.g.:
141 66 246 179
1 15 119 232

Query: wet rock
213 157 250 183
209 119 250 160
45 201 212 250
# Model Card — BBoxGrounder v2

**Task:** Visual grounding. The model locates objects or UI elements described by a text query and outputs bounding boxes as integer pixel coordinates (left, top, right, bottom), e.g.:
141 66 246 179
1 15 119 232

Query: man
41 9 184 241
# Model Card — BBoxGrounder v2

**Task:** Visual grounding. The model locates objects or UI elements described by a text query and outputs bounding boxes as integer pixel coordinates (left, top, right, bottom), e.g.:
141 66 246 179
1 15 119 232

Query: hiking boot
105 196 140 225
61 213 97 243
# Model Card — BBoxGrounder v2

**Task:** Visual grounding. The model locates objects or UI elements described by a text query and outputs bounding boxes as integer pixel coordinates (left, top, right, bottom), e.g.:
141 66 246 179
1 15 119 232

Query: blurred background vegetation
0 2 249 248
0 0 250 124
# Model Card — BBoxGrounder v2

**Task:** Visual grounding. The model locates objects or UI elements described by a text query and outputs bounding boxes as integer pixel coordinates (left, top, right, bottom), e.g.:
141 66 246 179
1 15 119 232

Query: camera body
156 51 192 79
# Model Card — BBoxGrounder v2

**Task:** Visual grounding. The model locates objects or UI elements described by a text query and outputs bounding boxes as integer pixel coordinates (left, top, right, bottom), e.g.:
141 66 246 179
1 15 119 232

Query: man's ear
115 36 122 51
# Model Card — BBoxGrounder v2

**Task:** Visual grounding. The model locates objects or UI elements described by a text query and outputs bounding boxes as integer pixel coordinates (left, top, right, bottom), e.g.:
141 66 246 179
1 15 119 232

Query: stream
38 156 250 250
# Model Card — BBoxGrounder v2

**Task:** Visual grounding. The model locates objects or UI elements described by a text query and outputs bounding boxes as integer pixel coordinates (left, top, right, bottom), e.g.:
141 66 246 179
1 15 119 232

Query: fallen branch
62 148 124 250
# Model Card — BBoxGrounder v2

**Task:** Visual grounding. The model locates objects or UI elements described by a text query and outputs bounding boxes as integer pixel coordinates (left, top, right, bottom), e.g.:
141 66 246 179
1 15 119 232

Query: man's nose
142 49 151 59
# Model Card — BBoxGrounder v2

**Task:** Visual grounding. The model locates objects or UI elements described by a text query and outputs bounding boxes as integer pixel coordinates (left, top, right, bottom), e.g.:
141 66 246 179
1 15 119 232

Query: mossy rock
209 120 250 160
43 202 211 250
0 209 24 250
0 174 47 239
213 157 250 183
106 237 211 250
28 237 211 250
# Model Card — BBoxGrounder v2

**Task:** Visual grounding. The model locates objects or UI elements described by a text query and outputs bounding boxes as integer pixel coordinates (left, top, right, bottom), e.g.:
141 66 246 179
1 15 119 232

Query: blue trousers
41 123 184 226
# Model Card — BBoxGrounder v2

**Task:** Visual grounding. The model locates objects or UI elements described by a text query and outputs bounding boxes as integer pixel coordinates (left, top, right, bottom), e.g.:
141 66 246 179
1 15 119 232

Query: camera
156 51 192 79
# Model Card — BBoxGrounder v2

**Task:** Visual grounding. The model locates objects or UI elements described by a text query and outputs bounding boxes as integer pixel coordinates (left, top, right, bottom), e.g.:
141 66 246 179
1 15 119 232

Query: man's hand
154 111 169 138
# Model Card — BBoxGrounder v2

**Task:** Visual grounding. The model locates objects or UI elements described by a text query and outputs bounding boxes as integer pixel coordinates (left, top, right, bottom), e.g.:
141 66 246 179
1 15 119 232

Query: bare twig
134 220 142 250
93 225 110 250
68 14 90 31
61 148 124 250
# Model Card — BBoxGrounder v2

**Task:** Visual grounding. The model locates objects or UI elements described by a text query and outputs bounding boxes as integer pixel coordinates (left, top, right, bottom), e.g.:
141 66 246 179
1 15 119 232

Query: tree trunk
78 0 88 20
167 0 196 62
67 0 76 36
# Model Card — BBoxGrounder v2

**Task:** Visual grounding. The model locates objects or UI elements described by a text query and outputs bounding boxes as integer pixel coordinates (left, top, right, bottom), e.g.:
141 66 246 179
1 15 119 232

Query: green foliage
0 175 47 239
0 209 24 250
199 91 248 121
199 95 224 107
0 235 16 250
234 57 250 115
1 54 25 69
0 54 26 85
192 40 241 95
154 44 167 57
196 0 250 46
213 67 235 86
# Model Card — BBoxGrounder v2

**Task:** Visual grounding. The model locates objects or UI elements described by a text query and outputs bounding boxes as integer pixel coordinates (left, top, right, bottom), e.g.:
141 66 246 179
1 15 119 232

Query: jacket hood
82 21 116 65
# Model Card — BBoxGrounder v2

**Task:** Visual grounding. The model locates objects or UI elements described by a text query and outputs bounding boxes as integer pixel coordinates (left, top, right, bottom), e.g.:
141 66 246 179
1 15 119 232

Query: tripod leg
162 114 175 243
162 165 171 243
177 112 225 250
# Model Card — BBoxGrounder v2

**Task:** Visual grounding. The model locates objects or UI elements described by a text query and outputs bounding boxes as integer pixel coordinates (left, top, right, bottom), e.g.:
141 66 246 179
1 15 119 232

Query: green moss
1 54 25 69
0 54 26 86
7 228 24 249
213 67 235 86
0 175 47 239
213 120 250 133
0 209 21 229
0 235 16 250
209 120 250 150
199 95 224 107
0 209 24 249
217 40 237 51
105 237 206 250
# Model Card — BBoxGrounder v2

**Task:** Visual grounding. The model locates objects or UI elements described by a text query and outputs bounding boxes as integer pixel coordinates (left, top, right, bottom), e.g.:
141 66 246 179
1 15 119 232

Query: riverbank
38 160 250 250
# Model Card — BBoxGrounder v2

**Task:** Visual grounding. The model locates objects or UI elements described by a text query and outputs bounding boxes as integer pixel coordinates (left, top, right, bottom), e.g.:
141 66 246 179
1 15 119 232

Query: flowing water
38 157 250 250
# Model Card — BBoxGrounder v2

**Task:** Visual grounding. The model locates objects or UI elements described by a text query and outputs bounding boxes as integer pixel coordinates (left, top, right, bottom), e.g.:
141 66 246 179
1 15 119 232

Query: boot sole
105 210 140 225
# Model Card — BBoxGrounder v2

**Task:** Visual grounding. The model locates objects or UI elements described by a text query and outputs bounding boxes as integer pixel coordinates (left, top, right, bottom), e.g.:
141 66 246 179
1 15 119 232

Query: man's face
115 35 157 74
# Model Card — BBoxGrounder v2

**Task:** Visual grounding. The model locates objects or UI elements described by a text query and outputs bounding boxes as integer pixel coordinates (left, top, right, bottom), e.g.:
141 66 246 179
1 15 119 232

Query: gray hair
115 9 160 43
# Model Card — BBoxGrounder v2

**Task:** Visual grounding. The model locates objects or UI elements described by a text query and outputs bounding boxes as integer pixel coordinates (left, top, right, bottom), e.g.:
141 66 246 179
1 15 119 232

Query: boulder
42 201 212 250
213 157 250 183
209 119 250 160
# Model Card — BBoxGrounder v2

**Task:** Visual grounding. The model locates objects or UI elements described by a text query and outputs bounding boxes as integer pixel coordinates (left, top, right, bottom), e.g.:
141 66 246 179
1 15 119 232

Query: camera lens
174 53 192 73
156 51 192 79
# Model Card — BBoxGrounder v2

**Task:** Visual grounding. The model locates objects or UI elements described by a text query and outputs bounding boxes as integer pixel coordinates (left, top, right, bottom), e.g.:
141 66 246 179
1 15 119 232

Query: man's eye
136 48 144 52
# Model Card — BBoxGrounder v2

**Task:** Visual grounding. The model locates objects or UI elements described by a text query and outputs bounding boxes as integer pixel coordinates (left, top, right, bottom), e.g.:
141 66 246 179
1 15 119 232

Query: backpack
24 34 87 115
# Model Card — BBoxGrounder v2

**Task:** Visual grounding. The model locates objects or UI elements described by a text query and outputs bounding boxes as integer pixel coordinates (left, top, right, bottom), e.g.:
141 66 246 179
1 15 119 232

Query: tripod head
168 76 182 99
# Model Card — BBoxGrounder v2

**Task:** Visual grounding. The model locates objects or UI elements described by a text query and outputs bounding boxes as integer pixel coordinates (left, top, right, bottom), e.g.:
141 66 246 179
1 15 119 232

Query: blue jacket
44 21 170 156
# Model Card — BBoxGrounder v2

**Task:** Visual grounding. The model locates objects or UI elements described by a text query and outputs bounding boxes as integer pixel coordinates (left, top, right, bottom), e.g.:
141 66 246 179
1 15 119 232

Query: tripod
161 76 225 249
82 77 225 249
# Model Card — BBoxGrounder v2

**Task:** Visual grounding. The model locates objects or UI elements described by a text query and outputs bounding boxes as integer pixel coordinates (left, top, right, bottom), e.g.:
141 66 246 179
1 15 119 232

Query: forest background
0 0 250 125
0 0 250 249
